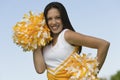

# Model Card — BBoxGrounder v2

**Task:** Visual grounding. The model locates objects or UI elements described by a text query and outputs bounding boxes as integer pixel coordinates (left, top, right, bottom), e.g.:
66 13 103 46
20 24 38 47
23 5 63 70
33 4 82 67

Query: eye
55 16 61 19
47 17 52 21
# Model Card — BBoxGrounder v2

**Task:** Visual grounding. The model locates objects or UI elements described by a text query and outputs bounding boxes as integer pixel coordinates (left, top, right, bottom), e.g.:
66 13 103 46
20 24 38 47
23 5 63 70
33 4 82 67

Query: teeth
52 25 59 30
53 26 57 30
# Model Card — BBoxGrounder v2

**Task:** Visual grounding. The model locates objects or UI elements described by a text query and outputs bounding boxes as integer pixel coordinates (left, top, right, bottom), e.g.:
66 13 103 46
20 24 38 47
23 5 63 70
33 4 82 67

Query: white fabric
43 29 75 69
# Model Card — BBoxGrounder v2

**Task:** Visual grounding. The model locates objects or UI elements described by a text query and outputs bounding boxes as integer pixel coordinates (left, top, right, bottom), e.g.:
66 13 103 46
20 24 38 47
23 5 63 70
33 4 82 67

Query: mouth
51 25 59 31
52 26 58 30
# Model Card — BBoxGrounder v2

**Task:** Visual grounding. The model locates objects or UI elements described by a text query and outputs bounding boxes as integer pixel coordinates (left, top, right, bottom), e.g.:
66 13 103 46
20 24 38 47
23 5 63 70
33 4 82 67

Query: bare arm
65 30 110 70
33 47 46 74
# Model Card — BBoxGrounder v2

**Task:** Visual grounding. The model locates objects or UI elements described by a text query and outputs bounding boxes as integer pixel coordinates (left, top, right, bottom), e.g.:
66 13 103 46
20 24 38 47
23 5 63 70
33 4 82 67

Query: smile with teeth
52 25 59 30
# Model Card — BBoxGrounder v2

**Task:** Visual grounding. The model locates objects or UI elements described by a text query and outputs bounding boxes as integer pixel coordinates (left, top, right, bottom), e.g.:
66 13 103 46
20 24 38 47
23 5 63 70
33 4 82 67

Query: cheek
47 23 52 30
59 20 62 25
55 19 62 26
47 21 51 27
59 19 63 25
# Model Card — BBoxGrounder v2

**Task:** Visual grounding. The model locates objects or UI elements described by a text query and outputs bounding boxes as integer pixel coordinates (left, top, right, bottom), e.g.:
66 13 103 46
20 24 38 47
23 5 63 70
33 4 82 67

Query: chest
43 43 74 61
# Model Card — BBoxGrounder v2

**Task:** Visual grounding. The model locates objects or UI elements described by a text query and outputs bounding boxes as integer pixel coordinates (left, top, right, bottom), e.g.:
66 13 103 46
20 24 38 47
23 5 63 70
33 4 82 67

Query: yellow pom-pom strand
13 11 52 51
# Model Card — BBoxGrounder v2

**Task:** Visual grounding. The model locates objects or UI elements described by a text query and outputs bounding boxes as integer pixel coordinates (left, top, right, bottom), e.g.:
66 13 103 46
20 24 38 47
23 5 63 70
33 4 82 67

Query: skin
33 8 110 74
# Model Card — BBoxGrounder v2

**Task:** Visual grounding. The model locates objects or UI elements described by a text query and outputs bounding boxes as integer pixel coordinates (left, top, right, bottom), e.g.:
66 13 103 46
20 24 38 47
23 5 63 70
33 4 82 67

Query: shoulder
64 29 92 46
64 29 81 40
43 44 51 52
64 29 80 45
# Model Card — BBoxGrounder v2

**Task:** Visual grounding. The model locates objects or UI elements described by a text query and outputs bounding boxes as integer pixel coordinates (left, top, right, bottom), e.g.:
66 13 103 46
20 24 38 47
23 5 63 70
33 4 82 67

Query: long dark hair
44 2 82 54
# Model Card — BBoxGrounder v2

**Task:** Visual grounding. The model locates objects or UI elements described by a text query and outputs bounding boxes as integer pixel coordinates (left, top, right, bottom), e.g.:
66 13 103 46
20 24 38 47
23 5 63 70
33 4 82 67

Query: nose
51 18 57 25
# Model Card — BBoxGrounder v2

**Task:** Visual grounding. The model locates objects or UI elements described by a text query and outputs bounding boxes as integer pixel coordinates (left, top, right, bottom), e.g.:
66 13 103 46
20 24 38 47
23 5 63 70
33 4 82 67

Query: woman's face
47 8 63 34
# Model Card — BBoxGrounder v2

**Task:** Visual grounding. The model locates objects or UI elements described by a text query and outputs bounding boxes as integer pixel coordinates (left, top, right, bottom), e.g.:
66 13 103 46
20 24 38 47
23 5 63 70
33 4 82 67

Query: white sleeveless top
43 29 75 70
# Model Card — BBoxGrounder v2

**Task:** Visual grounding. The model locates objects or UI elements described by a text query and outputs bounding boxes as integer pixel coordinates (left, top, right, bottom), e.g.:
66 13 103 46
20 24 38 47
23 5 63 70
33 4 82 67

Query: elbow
98 40 110 50
105 41 110 48
36 69 45 74
35 68 45 74
101 40 110 50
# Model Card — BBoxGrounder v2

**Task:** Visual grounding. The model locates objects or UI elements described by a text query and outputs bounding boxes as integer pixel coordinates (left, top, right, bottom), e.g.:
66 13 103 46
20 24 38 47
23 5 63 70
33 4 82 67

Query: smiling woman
33 1 110 80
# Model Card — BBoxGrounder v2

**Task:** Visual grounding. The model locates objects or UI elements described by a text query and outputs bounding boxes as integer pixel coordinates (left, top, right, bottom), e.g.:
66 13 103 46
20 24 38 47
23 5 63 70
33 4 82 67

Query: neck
52 33 59 46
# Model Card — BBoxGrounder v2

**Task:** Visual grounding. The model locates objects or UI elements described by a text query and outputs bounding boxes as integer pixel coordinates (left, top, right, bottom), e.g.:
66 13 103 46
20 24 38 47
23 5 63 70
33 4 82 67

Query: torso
43 29 75 69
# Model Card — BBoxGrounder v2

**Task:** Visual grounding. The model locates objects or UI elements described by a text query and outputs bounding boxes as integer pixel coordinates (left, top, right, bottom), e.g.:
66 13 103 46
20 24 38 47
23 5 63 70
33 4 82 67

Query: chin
52 30 61 34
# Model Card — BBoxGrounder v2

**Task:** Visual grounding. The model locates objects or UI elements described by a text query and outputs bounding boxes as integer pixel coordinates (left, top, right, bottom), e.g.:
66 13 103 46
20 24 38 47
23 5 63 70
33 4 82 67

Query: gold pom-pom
65 53 99 80
13 11 52 51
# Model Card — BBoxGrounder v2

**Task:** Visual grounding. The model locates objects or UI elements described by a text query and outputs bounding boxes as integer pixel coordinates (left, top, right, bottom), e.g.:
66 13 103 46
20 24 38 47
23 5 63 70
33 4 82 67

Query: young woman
33 2 110 80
